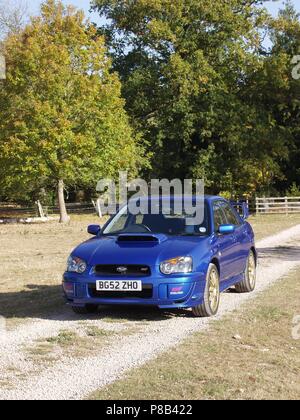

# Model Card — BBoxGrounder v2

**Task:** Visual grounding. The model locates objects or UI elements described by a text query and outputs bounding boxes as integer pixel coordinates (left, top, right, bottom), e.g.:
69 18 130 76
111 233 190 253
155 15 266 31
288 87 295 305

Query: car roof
130 195 226 202
204 195 227 202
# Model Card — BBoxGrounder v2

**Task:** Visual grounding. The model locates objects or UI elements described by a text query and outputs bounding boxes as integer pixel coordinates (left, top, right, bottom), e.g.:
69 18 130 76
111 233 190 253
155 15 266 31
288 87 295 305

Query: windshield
103 201 210 237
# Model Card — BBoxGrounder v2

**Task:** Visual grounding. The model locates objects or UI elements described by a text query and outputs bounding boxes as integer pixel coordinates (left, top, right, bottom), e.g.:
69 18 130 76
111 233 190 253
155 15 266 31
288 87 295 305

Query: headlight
160 257 193 275
67 256 87 274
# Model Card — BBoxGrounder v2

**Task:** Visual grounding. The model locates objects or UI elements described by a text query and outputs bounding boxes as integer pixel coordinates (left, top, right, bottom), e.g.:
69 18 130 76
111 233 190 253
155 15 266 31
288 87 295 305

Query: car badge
116 266 128 273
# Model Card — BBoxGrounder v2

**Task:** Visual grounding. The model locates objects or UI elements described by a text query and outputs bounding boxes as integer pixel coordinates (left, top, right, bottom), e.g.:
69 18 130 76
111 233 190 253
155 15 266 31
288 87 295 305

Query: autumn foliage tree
0 0 140 222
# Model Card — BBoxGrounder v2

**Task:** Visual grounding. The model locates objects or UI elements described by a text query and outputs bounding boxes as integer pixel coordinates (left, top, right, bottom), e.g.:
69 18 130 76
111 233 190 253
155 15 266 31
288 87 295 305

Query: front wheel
235 250 256 293
192 263 220 318
72 304 98 315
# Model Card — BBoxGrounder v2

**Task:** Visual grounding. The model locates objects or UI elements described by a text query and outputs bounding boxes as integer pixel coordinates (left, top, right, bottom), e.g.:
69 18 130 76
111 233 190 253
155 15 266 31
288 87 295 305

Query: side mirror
219 224 235 235
88 225 101 236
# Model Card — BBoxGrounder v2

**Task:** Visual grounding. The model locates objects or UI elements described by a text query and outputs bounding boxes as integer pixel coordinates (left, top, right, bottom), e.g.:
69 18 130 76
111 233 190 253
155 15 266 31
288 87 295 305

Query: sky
266 0 300 15
26 0 300 24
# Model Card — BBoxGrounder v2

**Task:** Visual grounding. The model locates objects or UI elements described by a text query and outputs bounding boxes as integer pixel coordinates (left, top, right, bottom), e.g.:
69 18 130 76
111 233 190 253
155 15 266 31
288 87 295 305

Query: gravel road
1 225 300 400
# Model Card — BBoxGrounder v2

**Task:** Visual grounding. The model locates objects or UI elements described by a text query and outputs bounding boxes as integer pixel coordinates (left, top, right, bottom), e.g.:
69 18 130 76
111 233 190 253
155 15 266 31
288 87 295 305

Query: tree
264 1 300 192
0 0 27 38
92 0 291 196
0 0 142 222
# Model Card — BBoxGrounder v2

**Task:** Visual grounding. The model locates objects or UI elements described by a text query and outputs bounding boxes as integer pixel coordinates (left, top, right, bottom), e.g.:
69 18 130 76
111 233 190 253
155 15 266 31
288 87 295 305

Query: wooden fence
256 197 300 214
2 197 300 221
0 201 101 223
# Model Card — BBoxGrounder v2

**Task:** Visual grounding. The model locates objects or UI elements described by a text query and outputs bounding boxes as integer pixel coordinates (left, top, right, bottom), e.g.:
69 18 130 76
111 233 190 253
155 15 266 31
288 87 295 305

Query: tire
192 263 220 318
235 250 256 293
72 304 98 314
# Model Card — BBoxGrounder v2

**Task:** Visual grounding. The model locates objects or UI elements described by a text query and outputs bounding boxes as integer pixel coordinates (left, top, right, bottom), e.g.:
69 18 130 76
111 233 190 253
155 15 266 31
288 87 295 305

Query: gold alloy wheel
248 253 256 289
208 268 220 313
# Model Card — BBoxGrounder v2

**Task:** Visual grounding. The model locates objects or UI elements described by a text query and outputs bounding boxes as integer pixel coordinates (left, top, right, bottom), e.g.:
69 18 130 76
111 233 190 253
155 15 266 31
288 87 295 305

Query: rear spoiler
230 200 250 220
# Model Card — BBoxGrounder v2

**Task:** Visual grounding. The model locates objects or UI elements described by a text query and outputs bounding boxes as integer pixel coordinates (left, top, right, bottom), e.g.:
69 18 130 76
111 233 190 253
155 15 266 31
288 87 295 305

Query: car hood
72 234 210 268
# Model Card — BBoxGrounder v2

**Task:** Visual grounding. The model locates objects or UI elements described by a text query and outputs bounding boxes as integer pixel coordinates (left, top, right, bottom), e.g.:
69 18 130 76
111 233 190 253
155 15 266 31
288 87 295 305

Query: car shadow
95 305 191 321
257 246 300 262
225 245 300 295
0 284 191 323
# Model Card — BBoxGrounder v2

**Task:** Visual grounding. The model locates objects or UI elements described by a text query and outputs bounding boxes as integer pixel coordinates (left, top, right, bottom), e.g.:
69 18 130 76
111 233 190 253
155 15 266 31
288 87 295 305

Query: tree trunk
58 179 70 224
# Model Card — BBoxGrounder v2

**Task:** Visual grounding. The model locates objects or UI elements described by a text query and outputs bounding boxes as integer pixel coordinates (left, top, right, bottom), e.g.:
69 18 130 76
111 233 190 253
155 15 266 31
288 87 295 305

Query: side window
213 202 227 231
110 214 128 232
220 202 242 226
135 214 144 225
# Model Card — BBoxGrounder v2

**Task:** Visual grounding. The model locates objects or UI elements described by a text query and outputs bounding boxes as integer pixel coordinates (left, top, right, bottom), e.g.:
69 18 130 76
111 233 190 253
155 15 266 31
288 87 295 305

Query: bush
286 183 300 197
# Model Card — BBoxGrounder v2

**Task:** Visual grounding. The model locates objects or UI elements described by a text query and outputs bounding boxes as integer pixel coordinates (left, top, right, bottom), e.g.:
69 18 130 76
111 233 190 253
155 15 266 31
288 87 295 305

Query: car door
219 201 248 277
212 201 238 283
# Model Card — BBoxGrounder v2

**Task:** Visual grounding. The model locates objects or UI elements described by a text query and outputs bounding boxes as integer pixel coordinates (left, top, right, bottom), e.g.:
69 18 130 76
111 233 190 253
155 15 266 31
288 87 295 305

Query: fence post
256 198 259 215
96 198 102 219
35 200 45 218
285 196 288 215
92 199 102 218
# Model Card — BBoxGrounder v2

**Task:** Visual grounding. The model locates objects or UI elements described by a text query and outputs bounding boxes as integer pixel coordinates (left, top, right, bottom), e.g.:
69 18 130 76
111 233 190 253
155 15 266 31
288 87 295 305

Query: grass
0 213 299 327
89 269 300 401
249 214 300 241
23 323 141 370
85 326 112 337
24 327 114 365
45 330 78 346
25 343 57 364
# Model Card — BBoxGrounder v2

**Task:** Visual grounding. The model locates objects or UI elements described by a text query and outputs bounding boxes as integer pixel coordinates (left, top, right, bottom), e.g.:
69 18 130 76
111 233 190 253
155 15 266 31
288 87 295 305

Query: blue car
63 196 257 317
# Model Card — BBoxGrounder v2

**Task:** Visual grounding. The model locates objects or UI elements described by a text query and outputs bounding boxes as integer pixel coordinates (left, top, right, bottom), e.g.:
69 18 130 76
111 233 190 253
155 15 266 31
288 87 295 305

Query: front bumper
63 272 206 309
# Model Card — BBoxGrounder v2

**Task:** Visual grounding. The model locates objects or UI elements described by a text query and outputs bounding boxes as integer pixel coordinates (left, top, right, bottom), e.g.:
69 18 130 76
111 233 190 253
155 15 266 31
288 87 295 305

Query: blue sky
27 0 300 23
266 0 300 15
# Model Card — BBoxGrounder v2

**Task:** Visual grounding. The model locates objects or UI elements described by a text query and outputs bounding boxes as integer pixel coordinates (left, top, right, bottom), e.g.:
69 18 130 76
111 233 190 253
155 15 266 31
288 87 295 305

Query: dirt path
1 225 300 400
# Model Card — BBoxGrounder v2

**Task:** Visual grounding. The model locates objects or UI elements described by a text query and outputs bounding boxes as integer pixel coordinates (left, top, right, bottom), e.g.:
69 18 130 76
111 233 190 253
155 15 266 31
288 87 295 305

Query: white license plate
96 280 142 292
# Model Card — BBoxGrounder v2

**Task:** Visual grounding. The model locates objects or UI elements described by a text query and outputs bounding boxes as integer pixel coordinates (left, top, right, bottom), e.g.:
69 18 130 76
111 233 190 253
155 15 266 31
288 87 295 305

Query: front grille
88 284 153 299
94 265 151 277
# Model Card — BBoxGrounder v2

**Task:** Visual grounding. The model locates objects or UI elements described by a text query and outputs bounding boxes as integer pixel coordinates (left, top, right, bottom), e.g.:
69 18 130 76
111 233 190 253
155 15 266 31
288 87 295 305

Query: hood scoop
117 234 167 244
